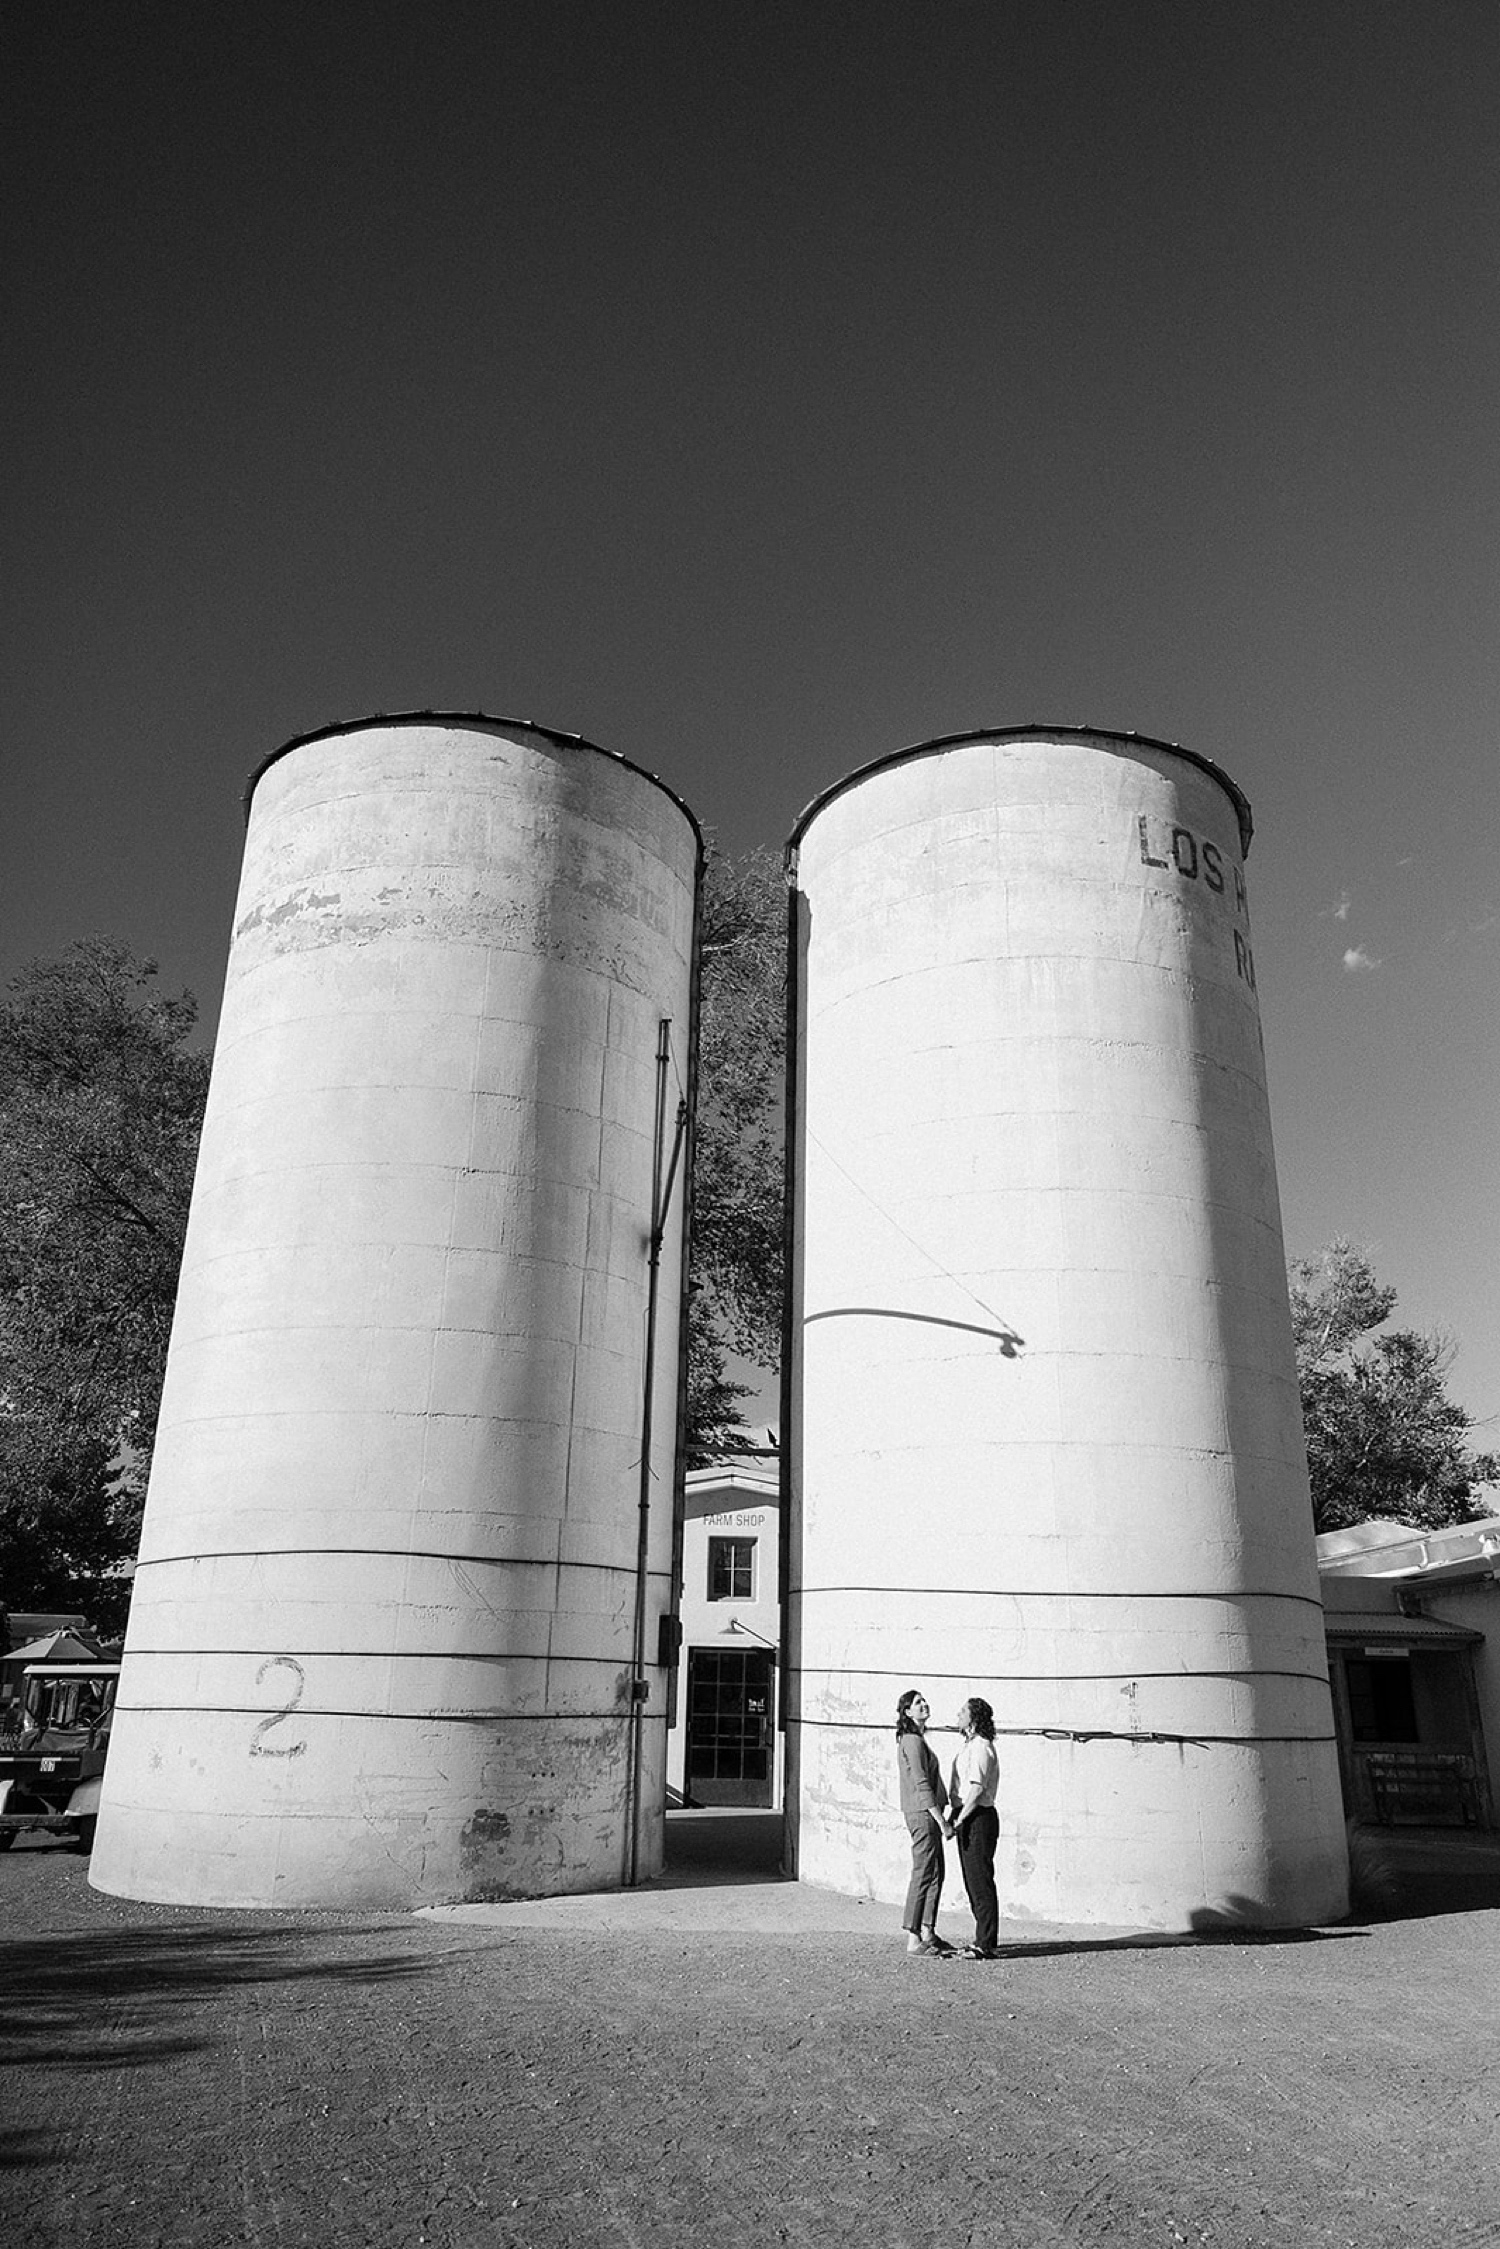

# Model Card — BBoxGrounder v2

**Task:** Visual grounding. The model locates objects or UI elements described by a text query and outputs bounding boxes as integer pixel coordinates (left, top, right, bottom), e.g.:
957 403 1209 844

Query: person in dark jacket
895 1689 954 1955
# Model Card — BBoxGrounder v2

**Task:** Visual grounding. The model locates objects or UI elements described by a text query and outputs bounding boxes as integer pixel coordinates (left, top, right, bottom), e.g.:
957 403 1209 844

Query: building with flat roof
1319 1517 1500 1829
668 1468 781 1809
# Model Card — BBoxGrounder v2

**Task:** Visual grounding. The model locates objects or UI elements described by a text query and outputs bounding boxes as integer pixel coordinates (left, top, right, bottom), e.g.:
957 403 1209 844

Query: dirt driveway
4 1823 1500 2249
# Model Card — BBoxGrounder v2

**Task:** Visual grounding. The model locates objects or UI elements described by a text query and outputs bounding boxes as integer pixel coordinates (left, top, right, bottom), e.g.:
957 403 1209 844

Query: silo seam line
131 1550 672 1574
801 1177 1284 1219
800 1439 1305 1460
790 1584 1324 1606
791 1673 1331 1691
185 1148 634 1183
809 965 1255 1008
112 1703 660 1723
119 1649 652 1664
152 1406 639 1426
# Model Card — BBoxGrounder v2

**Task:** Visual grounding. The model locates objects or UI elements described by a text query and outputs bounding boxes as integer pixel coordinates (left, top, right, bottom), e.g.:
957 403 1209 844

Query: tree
0 939 209 1630
684 847 786 1466
1289 1240 1499 1534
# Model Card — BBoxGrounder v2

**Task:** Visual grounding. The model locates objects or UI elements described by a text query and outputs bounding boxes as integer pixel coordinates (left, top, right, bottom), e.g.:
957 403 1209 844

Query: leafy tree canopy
684 846 785 1466
0 938 208 1631
1290 1239 1499 1535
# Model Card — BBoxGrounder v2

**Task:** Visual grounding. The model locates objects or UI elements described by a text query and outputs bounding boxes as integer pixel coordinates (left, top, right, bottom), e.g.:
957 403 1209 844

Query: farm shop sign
1137 815 1257 991
702 1510 768 1529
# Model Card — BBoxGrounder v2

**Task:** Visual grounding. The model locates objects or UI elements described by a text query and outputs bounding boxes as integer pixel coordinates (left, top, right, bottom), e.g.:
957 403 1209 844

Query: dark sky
6 2 1498 1424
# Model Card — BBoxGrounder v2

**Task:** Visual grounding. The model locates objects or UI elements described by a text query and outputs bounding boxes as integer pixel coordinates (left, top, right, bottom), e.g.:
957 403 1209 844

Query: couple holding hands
895 1688 1000 1959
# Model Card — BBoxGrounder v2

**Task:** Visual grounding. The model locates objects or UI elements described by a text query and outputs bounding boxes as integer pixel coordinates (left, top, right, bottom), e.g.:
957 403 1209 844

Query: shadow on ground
1350 1823 1500 1920
661 1807 786 1883
0 1922 435 2077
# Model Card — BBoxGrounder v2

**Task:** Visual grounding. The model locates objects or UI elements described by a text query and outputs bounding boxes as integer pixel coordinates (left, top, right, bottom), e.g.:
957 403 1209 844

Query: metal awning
20 1663 120 1677
4 1630 100 1665
1325 1612 1482 1647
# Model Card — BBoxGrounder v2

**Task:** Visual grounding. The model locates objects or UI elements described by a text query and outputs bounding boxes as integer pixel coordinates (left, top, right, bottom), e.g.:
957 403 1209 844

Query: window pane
708 1537 756 1601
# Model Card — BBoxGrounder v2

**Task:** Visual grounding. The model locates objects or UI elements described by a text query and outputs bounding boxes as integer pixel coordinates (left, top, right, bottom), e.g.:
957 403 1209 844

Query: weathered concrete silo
785 727 1347 1930
93 715 699 1909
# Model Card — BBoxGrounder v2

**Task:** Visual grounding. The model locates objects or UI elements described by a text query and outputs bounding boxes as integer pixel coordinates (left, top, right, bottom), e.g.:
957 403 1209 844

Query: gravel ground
5 1824 1500 2249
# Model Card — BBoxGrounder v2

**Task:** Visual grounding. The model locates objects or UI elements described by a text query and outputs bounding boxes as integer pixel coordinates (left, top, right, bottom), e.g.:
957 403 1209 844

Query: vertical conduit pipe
626 1021 687 1886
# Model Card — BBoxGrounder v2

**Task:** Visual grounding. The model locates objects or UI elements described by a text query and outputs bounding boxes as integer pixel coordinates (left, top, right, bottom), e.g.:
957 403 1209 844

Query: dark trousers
902 1817 944 1934
957 1805 999 1950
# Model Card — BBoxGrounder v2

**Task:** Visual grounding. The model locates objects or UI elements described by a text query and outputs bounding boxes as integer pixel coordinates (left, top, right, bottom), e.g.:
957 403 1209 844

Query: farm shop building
669 1469 782 1811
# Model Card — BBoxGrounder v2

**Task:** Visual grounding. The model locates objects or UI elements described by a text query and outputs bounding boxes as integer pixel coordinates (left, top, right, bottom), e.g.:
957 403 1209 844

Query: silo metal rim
785 725 1255 863
242 710 705 849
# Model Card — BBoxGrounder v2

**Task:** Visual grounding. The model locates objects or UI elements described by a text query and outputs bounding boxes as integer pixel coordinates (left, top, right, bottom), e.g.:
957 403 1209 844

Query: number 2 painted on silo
250 1656 307 1758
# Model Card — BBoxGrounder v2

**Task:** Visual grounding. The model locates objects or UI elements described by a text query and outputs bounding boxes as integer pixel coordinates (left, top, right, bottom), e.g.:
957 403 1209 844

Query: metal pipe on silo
92 714 700 1909
626 1015 690 1888
785 727 1347 1930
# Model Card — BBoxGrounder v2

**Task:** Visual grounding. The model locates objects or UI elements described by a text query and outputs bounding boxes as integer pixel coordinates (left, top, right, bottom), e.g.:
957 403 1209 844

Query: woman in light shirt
948 1696 1000 1959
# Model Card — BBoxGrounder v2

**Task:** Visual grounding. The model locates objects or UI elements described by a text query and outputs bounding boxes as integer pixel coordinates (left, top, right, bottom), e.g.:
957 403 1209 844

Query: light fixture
719 1616 778 1647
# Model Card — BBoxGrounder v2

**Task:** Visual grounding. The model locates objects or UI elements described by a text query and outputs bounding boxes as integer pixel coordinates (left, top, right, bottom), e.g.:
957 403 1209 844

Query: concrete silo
92 715 699 1909
784 727 1347 1930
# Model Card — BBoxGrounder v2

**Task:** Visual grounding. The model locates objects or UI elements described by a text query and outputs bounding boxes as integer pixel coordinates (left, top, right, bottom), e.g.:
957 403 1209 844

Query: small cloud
1396 855 1414 867
1472 914 1499 935
1342 946 1380 973
1322 891 1352 921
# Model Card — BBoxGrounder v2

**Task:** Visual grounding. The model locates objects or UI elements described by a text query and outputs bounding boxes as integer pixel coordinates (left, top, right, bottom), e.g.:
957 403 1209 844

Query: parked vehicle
0 1661 119 1852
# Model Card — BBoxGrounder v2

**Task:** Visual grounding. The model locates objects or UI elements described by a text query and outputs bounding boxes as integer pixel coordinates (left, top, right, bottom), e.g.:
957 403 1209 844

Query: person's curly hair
961 1697 996 1741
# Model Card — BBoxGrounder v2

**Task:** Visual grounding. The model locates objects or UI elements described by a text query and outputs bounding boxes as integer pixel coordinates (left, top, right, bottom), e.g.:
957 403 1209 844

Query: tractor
0 1659 119 1853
